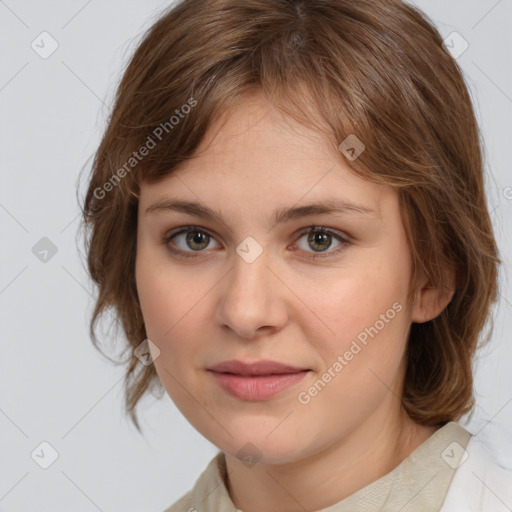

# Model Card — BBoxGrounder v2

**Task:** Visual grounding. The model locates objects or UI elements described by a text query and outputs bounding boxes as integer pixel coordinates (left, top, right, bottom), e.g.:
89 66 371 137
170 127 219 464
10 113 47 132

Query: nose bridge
228 238 272 304
217 237 285 337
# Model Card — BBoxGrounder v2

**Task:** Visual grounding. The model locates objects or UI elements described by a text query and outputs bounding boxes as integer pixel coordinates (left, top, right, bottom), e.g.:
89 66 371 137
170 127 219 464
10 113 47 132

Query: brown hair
80 0 500 433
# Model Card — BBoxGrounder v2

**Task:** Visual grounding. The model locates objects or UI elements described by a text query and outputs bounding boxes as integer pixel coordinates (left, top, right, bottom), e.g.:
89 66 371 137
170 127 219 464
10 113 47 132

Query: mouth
207 360 311 400
208 359 310 376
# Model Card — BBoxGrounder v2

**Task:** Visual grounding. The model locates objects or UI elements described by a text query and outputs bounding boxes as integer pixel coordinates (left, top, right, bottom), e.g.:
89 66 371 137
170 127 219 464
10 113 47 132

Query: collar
169 421 471 512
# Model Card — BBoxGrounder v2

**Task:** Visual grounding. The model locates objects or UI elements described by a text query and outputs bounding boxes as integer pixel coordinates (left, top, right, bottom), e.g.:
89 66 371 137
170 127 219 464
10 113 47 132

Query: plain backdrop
1 1 511 510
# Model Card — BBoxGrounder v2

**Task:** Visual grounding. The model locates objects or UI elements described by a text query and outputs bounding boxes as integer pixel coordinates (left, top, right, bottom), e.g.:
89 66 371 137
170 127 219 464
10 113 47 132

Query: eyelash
161 225 351 260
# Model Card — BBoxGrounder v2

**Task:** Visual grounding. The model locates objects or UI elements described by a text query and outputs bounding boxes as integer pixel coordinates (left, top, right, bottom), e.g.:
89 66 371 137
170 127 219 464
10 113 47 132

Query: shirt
163 420 512 512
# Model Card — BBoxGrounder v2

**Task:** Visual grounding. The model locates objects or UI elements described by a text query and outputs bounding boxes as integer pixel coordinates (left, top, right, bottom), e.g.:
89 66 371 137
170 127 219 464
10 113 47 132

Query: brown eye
183 230 210 251
162 225 350 261
295 226 350 259
163 226 220 258
307 230 333 252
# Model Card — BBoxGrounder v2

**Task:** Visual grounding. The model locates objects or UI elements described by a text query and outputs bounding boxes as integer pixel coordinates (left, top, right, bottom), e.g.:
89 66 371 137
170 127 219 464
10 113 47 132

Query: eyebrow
145 198 379 227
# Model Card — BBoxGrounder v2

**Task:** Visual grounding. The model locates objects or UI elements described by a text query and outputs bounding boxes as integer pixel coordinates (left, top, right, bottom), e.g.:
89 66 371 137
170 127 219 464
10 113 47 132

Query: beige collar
166 421 471 512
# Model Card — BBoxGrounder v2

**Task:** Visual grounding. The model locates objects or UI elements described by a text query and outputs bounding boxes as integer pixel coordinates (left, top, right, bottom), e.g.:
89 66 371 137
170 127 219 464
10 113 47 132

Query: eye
163 226 220 258
162 225 350 260
294 226 350 259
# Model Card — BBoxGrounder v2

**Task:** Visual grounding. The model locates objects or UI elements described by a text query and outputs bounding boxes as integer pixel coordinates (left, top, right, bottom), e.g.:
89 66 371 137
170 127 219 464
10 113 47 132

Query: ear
411 266 456 324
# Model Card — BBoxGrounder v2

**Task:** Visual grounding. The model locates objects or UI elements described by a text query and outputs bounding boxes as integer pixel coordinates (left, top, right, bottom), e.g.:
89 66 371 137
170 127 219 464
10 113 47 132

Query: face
135 93 417 465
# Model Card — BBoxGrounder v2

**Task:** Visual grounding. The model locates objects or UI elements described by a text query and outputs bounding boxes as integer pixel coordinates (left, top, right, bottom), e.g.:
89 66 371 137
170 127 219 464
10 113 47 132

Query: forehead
191 92 332 163
138 93 393 222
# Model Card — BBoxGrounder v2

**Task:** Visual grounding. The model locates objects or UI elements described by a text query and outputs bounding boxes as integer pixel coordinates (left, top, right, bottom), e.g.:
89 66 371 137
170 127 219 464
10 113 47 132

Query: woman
80 0 512 510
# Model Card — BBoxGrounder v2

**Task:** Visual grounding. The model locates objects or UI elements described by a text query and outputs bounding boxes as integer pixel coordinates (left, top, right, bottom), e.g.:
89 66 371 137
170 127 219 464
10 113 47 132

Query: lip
208 359 308 376
207 359 311 400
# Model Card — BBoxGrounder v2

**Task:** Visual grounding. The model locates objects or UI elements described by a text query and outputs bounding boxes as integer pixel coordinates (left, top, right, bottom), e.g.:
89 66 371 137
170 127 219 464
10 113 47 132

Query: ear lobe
411 268 456 324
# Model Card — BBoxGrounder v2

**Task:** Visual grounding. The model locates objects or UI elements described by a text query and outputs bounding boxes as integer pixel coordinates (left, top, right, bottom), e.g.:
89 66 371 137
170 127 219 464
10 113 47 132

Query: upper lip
208 359 309 376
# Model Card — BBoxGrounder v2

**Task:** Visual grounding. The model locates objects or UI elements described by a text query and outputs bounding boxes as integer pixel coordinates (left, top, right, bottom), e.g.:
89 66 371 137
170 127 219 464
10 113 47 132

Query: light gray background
1 1 511 510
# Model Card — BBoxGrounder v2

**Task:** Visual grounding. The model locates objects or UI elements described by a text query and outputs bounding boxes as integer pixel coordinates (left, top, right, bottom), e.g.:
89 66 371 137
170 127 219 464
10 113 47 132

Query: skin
135 92 455 512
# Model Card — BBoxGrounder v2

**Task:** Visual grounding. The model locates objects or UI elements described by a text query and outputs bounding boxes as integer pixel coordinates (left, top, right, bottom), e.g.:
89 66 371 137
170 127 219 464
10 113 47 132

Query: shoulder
441 418 512 512
161 490 195 512
160 451 230 512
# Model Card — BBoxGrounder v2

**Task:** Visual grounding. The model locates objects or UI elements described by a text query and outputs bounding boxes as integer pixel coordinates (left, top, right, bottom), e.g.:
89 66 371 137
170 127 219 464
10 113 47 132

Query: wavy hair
80 0 500 433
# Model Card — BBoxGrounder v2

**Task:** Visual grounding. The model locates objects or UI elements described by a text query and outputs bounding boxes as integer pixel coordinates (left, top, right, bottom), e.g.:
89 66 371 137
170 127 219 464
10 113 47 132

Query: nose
214 245 289 340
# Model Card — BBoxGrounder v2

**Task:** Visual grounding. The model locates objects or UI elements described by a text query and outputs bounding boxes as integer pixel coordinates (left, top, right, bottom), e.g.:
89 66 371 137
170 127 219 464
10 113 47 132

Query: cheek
297 299 409 430
135 243 201 338
135 261 170 339
135 259 203 407
301 261 411 399
307 267 409 344
135 253 218 387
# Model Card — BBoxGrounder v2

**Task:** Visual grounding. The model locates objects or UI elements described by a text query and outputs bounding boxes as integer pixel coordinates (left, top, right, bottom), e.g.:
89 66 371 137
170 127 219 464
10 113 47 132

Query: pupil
187 231 208 250
310 232 330 252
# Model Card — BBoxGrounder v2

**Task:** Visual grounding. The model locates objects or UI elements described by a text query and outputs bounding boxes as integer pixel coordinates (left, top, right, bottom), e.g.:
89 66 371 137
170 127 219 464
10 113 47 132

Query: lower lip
209 370 310 400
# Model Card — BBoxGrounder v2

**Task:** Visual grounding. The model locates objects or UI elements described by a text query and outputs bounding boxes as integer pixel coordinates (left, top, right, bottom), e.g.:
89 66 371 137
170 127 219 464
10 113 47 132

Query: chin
223 440 304 467
206 421 310 466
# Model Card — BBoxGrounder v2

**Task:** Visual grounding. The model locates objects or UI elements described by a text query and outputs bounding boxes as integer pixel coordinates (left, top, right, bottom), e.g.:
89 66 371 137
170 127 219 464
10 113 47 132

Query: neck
224 404 438 512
